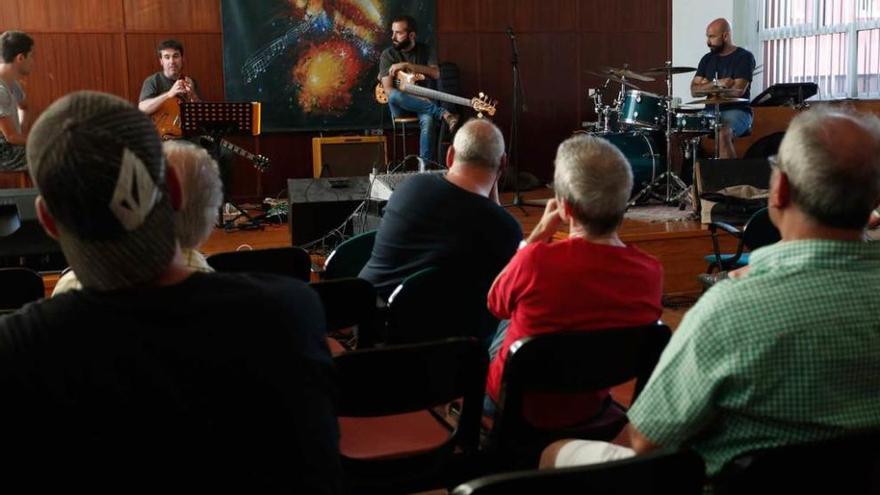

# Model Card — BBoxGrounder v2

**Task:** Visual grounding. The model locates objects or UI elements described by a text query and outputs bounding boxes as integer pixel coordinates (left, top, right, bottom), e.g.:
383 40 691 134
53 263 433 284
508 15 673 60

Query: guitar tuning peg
477 111 484 119
479 92 485 98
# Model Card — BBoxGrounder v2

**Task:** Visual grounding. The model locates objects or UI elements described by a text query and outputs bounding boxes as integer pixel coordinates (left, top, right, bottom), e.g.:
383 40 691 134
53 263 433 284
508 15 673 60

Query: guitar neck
201 135 269 172
401 84 473 108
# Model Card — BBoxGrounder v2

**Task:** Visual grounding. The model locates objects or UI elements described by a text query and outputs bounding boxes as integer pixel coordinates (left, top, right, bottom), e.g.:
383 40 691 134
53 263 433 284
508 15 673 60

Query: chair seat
703 252 750 268
339 412 452 461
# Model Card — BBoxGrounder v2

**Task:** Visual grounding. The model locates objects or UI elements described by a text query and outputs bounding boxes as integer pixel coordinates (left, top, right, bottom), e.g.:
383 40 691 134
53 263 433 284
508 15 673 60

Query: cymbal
687 96 750 105
585 71 643 90
597 66 655 82
643 65 697 76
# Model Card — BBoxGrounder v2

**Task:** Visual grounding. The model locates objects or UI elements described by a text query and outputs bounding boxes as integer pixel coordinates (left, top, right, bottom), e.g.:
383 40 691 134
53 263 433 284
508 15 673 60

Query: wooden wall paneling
436 33 482 101
0 0 124 33
125 33 225 103
123 0 221 32
24 33 128 118
479 0 581 33
436 0 479 33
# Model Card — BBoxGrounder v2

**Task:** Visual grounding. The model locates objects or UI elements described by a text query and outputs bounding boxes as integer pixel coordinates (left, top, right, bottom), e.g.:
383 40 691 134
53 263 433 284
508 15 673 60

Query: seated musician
691 18 755 159
138 38 200 120
379 15 458 164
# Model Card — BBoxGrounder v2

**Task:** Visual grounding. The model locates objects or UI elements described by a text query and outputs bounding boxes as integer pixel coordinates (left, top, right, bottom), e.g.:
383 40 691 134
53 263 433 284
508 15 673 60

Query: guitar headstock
470 92 497 118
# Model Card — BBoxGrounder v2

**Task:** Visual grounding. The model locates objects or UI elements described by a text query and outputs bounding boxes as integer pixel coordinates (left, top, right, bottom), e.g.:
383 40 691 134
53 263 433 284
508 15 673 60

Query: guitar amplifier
311 136 387 178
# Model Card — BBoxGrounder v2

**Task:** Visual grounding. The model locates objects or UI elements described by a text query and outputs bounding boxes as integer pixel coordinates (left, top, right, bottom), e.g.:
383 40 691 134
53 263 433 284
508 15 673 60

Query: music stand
180 101 263 230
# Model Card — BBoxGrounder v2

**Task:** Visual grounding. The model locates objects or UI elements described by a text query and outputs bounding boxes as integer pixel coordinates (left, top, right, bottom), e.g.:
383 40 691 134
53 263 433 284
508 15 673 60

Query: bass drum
593 131 663 198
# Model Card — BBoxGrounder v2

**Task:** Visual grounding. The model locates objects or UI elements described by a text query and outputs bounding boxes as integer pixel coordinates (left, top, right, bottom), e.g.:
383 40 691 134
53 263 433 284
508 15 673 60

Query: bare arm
138 78 198 115
17 98 27 132
628 424 661 455
691 76 750 97
0 116 26 145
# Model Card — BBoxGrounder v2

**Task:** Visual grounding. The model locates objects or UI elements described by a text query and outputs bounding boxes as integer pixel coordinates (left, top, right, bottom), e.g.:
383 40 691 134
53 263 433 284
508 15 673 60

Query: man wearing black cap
0 91 343 494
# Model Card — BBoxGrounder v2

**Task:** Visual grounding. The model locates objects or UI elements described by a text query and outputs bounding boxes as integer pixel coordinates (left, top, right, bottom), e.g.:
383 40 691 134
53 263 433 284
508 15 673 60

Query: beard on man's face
393 37 413 50
708 41 725 54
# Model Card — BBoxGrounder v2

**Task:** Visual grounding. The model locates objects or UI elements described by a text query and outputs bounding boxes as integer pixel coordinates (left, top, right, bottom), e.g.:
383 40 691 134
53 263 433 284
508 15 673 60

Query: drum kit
583 62 748 207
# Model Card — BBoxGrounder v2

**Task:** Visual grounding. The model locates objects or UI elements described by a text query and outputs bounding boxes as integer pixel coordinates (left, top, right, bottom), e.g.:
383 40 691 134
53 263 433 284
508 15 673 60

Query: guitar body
151 98 183 139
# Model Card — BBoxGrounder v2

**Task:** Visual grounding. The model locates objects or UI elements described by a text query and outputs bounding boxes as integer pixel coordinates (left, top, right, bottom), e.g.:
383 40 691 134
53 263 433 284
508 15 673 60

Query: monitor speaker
311 136 387 178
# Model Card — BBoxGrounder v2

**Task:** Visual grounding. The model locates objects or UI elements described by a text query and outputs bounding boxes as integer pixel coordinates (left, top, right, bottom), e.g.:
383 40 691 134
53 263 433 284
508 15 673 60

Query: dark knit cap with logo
27 91 175 291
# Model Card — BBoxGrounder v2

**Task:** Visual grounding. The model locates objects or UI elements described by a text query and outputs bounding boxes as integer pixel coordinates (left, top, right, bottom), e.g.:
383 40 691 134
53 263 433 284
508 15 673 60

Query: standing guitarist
138 39 200 122
379 15 458 165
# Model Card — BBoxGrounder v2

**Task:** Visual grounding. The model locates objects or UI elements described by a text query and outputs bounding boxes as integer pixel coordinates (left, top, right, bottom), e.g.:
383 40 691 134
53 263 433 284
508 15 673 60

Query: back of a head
0 30 33 63
162 141 222 249
452 119 505 172
554 134 633 236
777 108 880 229
27 90 175 291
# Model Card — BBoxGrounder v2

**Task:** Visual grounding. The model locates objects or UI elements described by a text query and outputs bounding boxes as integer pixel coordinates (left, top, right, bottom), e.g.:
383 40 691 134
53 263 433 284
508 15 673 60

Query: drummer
691 18 756 158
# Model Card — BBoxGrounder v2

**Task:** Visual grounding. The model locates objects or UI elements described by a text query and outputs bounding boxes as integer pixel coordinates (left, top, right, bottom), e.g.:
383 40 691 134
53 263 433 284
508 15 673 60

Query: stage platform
196 189 737 297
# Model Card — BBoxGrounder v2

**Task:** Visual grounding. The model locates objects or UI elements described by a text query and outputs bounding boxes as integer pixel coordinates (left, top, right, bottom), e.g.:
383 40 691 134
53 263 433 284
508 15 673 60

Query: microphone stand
502 27 543 214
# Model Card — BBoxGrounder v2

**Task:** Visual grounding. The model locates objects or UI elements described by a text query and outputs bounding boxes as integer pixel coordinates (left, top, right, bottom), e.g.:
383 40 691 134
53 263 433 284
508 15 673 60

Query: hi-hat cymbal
687 96 749 105
643 65 697 76
585 70 643 90
597 66 655 82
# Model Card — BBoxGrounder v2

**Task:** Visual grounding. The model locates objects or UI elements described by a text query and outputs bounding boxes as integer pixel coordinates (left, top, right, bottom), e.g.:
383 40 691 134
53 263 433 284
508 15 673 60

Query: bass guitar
375 71 497 117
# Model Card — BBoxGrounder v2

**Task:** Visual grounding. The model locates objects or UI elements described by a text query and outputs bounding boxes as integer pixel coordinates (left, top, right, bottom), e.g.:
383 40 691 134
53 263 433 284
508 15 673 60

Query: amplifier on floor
287 177 384 247
0 188 66 271
311 135 387 178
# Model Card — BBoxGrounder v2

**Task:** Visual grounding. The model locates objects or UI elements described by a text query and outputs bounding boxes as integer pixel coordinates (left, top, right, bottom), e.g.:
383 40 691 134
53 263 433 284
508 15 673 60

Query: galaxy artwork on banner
222 0 436 131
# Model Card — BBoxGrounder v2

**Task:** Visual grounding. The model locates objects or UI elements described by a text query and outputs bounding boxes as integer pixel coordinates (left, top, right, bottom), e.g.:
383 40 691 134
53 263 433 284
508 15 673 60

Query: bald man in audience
543 108 880 477
359 119 522 306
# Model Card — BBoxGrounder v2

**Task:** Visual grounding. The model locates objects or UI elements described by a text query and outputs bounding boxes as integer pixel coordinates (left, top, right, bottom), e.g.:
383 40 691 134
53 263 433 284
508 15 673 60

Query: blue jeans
483 319 512 418
706 107 753 137
388 89 445 162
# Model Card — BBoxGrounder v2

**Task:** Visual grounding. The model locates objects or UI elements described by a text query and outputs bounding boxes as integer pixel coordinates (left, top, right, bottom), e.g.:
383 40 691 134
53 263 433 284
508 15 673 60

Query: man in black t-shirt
359 119 522 304
378 15 458 164
0 91 343 494
138 38 200 118
691 18 756 158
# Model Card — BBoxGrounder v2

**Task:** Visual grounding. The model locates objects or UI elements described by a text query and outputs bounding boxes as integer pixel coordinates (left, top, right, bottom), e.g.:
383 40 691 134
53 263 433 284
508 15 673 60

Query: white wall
671 0 759 103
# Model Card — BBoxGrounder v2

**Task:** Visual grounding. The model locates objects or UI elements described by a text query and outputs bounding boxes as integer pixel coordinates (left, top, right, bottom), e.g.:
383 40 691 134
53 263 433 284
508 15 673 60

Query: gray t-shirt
0 79 24 133
139 71 200 102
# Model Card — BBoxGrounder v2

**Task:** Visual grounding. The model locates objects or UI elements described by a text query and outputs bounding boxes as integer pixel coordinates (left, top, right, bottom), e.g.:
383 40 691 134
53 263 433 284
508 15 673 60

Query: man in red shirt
485 133 664 425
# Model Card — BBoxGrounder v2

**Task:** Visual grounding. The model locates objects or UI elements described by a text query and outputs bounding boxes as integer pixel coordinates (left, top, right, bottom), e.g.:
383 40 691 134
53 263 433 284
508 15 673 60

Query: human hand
389 62 409 76
526 198 563 244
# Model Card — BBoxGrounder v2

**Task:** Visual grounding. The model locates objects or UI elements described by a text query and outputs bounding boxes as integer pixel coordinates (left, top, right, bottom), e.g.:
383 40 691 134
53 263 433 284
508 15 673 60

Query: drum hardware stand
628 61 689 208
502 26 544 214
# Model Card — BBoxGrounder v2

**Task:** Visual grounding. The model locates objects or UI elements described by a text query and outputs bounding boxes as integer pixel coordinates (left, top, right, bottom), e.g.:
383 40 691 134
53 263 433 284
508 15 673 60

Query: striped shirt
629 239 880 475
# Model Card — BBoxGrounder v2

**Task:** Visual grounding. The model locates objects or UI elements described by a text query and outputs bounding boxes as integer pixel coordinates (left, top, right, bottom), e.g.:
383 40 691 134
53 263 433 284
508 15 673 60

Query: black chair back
488 323 671 468
322 230 376 280
386 267 496 346
334 337 488 493
207 246 311 282
713 429 880 495
452 449 705 495
0 267 44 313
741 207 781 251
309 277 380 348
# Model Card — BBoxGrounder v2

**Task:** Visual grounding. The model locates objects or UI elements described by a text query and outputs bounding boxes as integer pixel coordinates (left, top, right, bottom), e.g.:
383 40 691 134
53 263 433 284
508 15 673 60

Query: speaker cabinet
311 136 387 178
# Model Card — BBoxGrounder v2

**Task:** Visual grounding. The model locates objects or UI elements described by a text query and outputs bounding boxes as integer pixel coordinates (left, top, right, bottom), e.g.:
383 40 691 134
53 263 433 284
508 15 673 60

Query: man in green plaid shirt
543 108 880 476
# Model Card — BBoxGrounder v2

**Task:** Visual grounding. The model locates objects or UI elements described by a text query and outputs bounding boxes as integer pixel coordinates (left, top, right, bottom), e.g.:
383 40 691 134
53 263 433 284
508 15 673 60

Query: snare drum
620 90 667 130
593 131 662 197
675 112 716 134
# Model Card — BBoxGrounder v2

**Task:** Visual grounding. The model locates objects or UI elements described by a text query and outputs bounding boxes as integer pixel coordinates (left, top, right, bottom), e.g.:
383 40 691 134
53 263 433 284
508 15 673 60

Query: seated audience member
359 119 522 301
484 134 663 424
543 108 880 477
52 140 222 295
0 91 343 494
